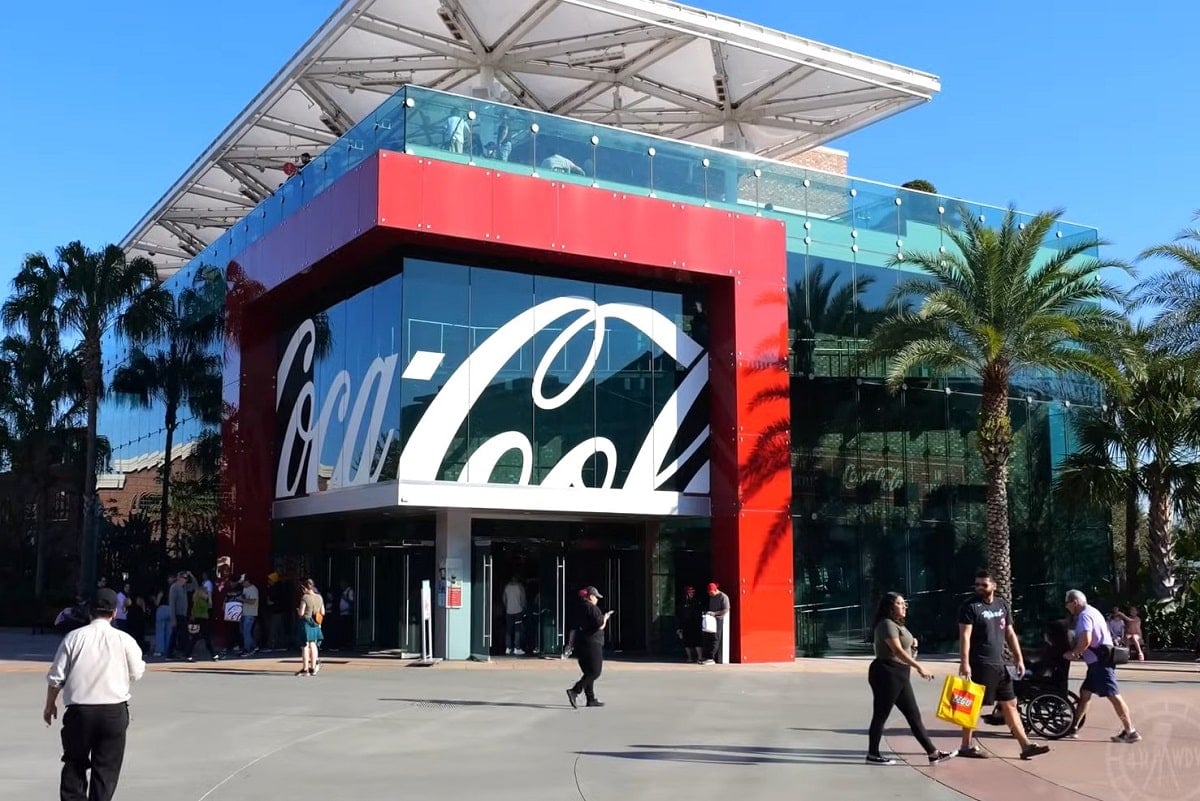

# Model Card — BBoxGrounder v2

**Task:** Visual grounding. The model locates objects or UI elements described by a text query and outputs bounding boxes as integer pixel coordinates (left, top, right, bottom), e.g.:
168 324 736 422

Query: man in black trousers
566 586 611 709
44 594 146 801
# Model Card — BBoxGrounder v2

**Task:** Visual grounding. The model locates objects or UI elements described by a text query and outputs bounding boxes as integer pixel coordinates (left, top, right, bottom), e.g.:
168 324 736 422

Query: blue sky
0 1 1194 296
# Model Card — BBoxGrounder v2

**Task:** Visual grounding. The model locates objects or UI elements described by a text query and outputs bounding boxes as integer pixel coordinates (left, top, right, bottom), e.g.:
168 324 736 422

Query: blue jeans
154 606 172 655
241 616 257 652
506 614 523 651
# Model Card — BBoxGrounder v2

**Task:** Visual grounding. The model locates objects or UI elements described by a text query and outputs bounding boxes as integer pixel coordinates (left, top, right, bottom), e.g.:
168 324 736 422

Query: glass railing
153 82 1099 302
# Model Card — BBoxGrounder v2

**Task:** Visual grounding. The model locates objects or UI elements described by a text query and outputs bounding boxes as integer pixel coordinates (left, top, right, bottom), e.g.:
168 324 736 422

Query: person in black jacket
675 586 704 663
566 586 611 709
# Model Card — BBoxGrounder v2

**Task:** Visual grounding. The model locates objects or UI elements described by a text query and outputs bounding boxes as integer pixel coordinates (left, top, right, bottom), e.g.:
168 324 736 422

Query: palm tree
1138 211 1200 353
111 267 223 559
1054 332 1200 607
6 243 170 593
0 332 85 599
862 207 1127 600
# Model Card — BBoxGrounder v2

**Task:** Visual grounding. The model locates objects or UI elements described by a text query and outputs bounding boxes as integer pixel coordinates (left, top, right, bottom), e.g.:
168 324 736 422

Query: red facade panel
222 152 794 662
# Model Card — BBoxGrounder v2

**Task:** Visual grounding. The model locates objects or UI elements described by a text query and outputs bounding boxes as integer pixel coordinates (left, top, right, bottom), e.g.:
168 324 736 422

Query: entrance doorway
327 543 435 653
470 519 645 659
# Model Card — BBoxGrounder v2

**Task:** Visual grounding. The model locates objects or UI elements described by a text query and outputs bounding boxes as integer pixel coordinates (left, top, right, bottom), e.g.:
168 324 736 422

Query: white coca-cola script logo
275 296 709 499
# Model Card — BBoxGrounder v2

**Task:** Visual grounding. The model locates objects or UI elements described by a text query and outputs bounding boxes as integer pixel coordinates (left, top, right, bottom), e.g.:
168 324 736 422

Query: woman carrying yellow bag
865 593 956 766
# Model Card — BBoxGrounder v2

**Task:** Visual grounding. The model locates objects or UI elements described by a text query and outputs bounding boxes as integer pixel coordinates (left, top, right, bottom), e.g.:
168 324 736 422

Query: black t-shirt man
958 596 1013 667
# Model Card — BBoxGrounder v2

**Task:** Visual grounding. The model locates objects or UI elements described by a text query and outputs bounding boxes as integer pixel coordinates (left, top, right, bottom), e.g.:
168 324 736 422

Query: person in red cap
566 586 612 708
703 582 731 664
563 588 589 659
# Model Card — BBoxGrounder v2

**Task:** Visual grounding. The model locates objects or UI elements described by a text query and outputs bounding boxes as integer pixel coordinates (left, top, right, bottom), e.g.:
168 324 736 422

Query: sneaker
1111 730 1142 743
1020 744 1051 760
956 746 989 759
514 649 526 656
866 754 896 765
585 700 605 708
506 648 513 655
211 654 220 662
928 750 955 765
566 689 579 709
701 659 715 665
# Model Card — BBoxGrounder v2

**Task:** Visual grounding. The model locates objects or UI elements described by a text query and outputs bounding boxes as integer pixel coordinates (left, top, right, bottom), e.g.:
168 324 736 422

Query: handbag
314 610 324 626
935 675 986 729
701 613 717 634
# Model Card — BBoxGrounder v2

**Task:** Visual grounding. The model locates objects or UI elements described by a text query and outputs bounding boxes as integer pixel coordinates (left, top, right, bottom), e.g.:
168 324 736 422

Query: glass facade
90 83 1110 656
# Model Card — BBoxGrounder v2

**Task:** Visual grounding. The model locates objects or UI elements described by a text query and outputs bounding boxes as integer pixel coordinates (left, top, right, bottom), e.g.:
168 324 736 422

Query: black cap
583 586 603 599
92 594 116 613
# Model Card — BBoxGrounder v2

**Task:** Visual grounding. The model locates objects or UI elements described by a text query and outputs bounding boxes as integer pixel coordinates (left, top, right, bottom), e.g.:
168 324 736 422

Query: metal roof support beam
506 26 668 62
734 64 818 107
352 13 471 59
762 87 904 117
161 208 249 224
491 0 563 60
438 0 489 60
129 241 193 261
255 116 339 145
553 34 692 114
298 78 354 136
158 221 205 257
182 184 257 207
218 160 273 202
307 55 466 74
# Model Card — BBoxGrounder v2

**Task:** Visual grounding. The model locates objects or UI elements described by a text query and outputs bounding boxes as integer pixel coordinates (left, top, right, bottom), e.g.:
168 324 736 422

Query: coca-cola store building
111 82 1108 663
229 95 793 662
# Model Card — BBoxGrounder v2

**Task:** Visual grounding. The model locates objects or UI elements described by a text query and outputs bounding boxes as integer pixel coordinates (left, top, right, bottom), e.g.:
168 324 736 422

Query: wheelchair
1013 676 1084 740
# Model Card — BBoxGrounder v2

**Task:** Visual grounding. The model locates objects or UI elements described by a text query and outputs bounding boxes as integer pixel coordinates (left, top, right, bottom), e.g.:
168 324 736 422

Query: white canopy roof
122 0 940 277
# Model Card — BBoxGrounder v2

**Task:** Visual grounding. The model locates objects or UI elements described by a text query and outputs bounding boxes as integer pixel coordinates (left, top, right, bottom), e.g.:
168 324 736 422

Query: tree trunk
978 367 1014 602
159 410 176 563
1123 479 1140 597
79 340 101 597
1146 476 1176 600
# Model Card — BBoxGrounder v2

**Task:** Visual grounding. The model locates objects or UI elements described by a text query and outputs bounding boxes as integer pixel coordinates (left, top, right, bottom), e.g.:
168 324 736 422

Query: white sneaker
506 648 513 655
514 649 526 656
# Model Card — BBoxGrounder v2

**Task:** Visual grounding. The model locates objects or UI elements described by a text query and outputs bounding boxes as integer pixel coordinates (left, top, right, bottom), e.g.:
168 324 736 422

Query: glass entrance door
470 545 494 659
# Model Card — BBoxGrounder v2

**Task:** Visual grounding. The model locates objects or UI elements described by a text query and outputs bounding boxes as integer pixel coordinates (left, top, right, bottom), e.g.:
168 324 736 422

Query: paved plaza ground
1 631 1197 801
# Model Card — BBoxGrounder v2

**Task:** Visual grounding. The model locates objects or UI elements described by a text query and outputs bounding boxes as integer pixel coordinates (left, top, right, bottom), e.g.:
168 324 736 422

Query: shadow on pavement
164 668 295 677
789 727 868 736
580 743 864 765
380 697 565 710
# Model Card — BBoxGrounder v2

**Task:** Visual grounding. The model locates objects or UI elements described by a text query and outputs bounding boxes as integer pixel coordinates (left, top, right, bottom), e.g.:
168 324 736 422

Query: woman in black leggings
866 592 954 765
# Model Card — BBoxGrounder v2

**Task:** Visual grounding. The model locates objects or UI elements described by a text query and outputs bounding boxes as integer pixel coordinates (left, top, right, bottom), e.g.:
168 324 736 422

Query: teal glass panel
466 267 535 485
372 91 407 153
532 275 597 486
399 259 471 481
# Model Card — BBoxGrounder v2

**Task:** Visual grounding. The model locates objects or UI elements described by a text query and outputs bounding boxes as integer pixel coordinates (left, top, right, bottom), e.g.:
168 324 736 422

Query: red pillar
708 231 794 663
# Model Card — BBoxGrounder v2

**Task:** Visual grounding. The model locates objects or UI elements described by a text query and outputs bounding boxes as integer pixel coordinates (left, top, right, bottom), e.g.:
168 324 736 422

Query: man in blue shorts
1065 590 1140 742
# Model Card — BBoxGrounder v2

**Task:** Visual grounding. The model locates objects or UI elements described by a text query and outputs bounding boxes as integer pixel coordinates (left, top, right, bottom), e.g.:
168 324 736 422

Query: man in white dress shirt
44 594 146 801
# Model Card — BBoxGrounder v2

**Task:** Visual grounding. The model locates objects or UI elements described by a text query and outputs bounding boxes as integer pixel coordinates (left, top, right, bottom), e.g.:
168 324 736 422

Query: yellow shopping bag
935 675 985 729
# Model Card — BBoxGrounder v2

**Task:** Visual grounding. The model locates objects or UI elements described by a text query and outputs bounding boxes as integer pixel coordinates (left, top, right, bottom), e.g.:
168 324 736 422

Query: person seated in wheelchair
982 620 1071 725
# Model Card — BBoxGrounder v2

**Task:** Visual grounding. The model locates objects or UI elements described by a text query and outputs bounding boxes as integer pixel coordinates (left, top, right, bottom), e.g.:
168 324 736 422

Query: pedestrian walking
566 586 611 709
865 592 956 765
1064 590 1140 742
956 570 1050 760
44 594 146 801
